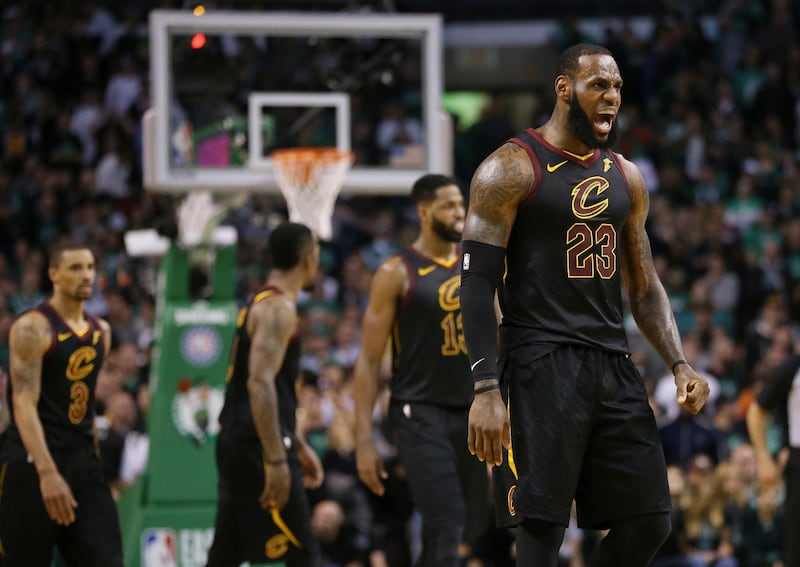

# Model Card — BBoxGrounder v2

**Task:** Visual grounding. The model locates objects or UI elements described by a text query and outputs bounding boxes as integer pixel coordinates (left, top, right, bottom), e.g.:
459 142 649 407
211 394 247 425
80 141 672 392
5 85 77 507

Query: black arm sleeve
460 240 506 381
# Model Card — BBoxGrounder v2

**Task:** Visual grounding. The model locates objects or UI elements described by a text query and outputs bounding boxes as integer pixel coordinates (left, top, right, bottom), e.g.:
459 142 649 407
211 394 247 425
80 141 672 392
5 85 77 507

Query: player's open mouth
594 112 615 135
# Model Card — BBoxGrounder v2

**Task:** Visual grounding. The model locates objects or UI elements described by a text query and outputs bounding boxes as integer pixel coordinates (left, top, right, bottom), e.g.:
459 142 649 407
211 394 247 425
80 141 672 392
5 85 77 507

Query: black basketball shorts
0 439 123 567
493 343 671 529
206 431 320 567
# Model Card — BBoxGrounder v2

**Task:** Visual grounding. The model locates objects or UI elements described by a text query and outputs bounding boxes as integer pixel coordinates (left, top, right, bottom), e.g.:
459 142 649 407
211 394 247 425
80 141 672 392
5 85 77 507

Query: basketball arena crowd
1 1 799 566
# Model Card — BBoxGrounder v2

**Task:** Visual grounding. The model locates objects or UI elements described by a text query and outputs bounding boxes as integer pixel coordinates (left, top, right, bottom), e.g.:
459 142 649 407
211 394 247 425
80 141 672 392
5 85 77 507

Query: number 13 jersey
390 246 473 408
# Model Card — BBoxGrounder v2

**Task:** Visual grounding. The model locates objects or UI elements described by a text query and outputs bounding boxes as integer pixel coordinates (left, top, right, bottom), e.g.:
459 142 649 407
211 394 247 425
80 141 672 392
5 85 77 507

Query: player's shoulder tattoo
258 295 298 339
470 143 533 214
465 143 532 244
10 311 51 350
9 312 51 391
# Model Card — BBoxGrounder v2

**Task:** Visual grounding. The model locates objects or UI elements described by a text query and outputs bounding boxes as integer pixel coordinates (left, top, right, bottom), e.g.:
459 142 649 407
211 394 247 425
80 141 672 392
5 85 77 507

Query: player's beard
73 283 93 301
567 95 619 150
432 217 461 243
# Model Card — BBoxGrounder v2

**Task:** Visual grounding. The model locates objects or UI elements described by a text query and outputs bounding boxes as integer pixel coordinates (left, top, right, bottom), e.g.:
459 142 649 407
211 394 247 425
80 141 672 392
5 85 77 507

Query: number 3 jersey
390 246 472 408
6 302 105 452
502 128 632 354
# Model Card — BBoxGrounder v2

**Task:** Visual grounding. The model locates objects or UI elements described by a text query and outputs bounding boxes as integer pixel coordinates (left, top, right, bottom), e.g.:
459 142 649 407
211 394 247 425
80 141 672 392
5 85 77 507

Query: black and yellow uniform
494 128 670 529
389 246 488 567
207 286 319 567
0 302 122 567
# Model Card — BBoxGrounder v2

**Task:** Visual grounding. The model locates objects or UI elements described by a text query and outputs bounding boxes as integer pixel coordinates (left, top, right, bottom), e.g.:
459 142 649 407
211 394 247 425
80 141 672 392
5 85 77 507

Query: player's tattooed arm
247 296 297 463
462 143 530 467
462 143 533 246
619 158 709 413
11 311 79 525
619 161 684 364
9 312 55 471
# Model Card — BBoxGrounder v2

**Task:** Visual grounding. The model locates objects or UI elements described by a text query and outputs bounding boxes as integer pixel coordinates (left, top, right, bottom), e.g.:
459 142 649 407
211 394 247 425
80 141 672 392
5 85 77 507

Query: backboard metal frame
147 10 445 195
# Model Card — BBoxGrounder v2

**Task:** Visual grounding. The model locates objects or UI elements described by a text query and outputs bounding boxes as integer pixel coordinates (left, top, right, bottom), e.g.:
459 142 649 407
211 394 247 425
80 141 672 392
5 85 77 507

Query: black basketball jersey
219 286 300 441
501 128 631 353
390 246 472 408
6 302 105 451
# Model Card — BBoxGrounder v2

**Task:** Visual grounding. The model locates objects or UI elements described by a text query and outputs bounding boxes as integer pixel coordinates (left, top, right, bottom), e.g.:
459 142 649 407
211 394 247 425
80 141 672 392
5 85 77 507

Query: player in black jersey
206 222 324 567
0 241 122 567
460 44 711 567
354 174 488 567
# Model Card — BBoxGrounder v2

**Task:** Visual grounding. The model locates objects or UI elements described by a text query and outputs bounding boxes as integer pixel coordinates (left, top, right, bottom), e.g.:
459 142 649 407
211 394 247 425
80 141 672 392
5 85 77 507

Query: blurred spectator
651 466 691 567
677 454 738 567
98 389 148 497
734 483 783 567
103 57 142 118
9 265 46 314
660 405 725 470
95 130 133 199
375 103 423 166
69 88 104 166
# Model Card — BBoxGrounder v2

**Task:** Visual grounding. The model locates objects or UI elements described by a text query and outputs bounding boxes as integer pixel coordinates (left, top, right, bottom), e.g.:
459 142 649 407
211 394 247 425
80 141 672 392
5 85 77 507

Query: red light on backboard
191 33 206 49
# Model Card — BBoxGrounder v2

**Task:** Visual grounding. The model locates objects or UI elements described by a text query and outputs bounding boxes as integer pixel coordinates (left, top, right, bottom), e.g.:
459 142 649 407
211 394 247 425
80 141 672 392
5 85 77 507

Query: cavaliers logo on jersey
507 485 517 516
66 346 98 381
437 275 461 312
437 275 466 356
571 175 610 220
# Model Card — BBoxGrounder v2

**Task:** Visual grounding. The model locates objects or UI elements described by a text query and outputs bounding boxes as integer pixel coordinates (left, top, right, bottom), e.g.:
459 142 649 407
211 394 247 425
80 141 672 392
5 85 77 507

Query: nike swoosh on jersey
417 265 437 276
57 332 72 342
546 160 568 173
471 357 486 372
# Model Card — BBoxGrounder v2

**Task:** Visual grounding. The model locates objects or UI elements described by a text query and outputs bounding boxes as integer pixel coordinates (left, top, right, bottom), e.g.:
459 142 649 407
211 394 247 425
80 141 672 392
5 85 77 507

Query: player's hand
296 437 324 490
356 439 388 496
468 384 510 467
39 468 77 526
674 364 710 415
261 461 291 511
755 452 780 486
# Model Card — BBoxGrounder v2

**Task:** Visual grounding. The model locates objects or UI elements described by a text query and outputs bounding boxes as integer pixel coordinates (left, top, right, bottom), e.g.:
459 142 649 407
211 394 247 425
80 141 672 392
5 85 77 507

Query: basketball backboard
145 10 447 195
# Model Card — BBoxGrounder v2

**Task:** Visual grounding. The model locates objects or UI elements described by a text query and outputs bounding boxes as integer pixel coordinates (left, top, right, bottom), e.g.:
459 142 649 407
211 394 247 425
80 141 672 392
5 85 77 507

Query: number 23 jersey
502 128 632 354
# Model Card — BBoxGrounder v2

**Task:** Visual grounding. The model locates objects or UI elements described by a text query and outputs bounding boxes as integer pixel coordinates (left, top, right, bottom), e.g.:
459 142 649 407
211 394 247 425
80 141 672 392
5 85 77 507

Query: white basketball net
271 148 353 241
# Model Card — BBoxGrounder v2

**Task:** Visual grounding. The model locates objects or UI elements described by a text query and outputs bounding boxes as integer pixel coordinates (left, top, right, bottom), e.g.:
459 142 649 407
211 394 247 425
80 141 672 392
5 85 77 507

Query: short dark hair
48 239 91 268
410 174 458 205
557 43 613 80
267 222 314 270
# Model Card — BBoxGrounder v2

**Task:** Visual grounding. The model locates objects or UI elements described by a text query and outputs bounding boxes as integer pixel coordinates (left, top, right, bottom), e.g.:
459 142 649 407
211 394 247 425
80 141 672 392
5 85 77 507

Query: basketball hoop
271 147 354 241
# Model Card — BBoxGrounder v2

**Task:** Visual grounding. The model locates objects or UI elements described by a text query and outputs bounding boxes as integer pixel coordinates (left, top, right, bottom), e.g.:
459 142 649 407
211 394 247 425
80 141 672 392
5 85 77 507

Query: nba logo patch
141 528 177 567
